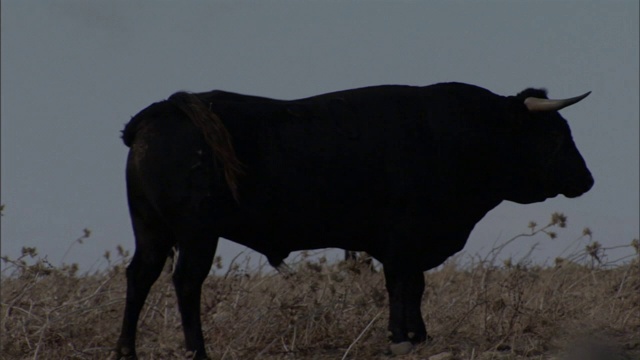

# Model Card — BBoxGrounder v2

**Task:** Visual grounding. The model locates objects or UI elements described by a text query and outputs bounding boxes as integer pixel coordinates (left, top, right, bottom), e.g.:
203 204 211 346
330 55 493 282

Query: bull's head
503 89 594 204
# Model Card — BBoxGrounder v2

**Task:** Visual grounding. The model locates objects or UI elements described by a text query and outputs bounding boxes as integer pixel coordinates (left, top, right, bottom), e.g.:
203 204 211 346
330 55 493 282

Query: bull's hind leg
172 227 218 360
116 212 175 359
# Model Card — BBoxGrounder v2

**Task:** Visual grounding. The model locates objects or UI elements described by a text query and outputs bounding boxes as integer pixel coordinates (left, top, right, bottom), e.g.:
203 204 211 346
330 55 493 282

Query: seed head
586 241 602 263
550 212 567 228
21 247 38 258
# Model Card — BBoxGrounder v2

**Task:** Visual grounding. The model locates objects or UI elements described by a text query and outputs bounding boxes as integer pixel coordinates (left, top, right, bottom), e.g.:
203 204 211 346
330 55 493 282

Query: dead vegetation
2 214 639 360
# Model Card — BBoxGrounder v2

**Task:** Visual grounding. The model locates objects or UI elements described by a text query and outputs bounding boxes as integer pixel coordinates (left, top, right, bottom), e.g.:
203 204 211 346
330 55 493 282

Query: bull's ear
524 92 591 112
504 97 528 128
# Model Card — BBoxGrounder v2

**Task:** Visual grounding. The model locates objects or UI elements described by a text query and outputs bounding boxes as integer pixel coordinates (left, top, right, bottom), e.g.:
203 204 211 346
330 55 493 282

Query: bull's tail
121 92 243 202
168 91 244 202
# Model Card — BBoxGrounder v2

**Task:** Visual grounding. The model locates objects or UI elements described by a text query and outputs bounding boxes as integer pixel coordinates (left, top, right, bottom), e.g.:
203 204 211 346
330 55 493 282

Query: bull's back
203 88 435 253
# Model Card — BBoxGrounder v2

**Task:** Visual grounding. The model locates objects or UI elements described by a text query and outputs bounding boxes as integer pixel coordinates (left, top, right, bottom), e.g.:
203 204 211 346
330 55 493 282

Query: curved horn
524 91 591 112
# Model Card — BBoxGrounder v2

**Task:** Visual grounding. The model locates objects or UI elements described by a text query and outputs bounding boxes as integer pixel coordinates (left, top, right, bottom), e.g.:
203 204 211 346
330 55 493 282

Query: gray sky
2 2 638 272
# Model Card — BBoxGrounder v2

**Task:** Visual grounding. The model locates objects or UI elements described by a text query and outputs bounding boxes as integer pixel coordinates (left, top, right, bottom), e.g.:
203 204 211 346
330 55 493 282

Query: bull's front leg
404 270 427 343
383 265 427 355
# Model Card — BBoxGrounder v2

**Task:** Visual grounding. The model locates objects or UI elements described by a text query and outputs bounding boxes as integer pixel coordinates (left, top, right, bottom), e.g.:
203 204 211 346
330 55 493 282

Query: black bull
115 82 593 358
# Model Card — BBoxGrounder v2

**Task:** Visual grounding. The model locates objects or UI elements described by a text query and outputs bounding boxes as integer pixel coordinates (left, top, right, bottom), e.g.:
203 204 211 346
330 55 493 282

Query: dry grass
2 216 639 360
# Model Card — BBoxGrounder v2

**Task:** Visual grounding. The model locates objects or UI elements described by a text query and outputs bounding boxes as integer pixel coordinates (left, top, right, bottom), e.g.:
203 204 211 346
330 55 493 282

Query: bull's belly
221 205 385 258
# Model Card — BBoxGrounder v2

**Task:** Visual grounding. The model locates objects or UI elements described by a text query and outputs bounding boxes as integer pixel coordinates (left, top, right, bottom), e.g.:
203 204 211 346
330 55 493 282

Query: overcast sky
2 1 638 272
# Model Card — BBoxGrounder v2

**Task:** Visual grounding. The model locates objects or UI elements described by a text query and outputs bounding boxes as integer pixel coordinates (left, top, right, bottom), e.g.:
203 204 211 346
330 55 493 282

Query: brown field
2 216 639 360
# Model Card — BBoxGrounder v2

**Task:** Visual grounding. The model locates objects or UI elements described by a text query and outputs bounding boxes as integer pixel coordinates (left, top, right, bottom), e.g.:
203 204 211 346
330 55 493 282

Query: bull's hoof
186 350 211 360
409 332 432 344
389 341 413 355
113 346 137 360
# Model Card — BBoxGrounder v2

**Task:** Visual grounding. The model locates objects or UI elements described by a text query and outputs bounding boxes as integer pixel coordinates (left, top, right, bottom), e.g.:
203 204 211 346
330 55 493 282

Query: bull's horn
524 91 591 112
